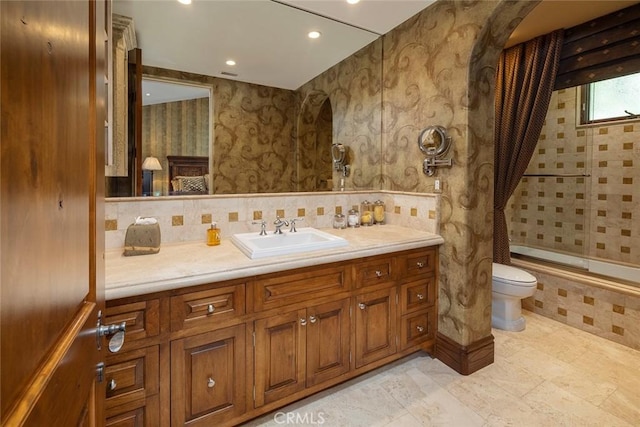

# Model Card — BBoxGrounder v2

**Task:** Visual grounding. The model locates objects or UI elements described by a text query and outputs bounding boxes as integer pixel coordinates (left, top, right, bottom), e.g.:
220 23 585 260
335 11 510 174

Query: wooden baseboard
434 332 494 375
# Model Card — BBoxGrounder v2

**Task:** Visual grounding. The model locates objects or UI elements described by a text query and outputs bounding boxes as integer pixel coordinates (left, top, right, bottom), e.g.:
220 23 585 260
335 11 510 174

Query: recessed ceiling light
145 93 151 97
178 0 191 4
308 31 321 39
226 59 236 66
347 0 360 4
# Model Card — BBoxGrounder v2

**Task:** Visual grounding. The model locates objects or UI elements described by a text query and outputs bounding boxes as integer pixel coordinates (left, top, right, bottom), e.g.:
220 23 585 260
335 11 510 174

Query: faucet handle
289 218 304 232
252 220 267 236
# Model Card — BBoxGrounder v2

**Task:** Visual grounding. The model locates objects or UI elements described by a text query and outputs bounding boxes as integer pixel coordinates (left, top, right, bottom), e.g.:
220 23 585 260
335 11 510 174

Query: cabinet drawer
399 277 436 314
400 308 436 351
105 395 159 427
171 284 245 332
105 346 159 416
353 256 394 288
399 249 436 279
255 264 350 311
105 299 160 348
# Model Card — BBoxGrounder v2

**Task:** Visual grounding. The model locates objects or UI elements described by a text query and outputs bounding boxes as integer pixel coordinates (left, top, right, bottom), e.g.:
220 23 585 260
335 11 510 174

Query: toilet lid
492 263 537 286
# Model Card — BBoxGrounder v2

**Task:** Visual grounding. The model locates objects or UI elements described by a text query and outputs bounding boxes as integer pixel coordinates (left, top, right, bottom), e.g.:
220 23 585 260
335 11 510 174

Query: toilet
491 262 537 331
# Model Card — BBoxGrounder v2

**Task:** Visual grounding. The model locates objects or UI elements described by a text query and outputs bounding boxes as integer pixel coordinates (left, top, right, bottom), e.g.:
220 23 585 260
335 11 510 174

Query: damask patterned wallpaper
377 0 539 345
297 39 383 191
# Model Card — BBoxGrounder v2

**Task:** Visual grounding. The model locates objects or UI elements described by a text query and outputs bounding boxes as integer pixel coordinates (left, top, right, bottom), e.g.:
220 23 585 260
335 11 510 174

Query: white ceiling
117 0 640 101
112 0 436 91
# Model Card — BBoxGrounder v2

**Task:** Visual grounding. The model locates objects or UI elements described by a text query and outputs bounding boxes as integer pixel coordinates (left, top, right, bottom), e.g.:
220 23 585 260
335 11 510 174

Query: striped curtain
493 30 564 264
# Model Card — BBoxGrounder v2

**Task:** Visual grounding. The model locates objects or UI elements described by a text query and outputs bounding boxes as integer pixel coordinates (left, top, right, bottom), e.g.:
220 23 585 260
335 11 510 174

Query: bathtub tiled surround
517 259 640 352
105 191 439 250
242 311 640 427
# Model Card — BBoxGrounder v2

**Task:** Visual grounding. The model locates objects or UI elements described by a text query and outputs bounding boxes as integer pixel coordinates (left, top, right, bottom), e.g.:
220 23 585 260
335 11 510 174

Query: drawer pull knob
417 293 424 300
309 315 317 323
417 261 425 268
107 379 117 391
207 378 216 388
358 303 366 310
207 304 215 314
375 270 382 278
416 325 425 333
300 318 307 326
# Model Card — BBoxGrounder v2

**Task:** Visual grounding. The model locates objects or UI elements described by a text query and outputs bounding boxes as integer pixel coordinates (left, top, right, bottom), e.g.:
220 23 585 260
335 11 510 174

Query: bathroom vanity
103 226 442 426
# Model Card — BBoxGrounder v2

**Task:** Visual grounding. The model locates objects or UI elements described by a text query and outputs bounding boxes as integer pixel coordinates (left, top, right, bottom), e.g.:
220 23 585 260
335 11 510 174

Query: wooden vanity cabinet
254 298 351 407
104 246 438 427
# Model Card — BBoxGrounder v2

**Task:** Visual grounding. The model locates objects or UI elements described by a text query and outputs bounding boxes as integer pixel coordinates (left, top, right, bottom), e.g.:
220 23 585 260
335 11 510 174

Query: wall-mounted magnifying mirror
418 125 450 157
418 125 453 176
331 143 350 178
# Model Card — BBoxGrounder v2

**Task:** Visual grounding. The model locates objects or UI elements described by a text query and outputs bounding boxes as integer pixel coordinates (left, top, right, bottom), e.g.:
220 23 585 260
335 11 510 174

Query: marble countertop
105 225 444 300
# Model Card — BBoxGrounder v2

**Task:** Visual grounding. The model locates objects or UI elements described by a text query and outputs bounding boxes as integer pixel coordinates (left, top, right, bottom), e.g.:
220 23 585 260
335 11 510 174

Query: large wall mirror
107 0 429 197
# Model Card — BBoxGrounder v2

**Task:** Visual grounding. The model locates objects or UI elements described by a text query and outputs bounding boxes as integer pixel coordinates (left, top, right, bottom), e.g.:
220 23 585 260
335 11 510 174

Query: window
581 72 640 124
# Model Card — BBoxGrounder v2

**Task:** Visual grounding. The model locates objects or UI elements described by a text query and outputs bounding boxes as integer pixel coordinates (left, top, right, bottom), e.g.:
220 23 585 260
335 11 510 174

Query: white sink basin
231 227 348 259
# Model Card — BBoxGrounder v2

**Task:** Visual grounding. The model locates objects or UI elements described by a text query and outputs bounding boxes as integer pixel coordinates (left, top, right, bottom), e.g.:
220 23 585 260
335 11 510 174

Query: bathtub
510 245 640 285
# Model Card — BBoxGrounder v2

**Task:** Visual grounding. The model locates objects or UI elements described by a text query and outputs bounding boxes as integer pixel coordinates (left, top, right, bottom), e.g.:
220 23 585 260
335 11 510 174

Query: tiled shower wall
105 191 439 250
508 86 640 267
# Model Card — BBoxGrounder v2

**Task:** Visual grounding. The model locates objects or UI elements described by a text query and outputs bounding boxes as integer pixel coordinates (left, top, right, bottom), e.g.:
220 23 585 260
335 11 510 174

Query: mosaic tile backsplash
105 191 439 250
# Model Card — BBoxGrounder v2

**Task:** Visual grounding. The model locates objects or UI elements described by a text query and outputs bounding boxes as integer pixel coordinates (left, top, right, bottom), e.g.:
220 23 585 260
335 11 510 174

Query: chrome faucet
252 220 267 236
273 216 289 234
289 218 303 232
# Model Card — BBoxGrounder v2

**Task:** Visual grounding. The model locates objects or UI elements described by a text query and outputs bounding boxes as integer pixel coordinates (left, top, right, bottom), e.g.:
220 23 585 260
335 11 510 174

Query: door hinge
96 362 105 383
253 385 256 401
252 331 256 347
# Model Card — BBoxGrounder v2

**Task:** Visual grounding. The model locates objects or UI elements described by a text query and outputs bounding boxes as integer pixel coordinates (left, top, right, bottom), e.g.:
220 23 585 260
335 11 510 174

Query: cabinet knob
417 261 425 268
309 315 317 323
207 378 216 388
417 293 424 300
416 325 425 333
107 379 117 392
375 270 382 278
300 318 307 326
358 303 366 310
207 304 215 314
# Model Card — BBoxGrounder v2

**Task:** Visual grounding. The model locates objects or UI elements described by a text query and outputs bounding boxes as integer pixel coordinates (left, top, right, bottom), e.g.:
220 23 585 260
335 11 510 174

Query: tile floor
243 311 640 426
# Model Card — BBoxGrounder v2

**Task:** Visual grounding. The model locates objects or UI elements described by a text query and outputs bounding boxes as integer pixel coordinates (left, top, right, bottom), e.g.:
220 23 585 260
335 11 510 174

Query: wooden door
254 309 306 407
171 324 246 426
1 0 106 425
306 299 351 387
354 288 397 368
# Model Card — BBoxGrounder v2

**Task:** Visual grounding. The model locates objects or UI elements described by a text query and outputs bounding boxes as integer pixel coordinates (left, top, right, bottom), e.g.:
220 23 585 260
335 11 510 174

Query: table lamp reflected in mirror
142 156 162 196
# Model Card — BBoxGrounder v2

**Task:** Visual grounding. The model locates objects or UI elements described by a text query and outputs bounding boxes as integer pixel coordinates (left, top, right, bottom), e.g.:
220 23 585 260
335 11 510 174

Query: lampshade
141 156 162 171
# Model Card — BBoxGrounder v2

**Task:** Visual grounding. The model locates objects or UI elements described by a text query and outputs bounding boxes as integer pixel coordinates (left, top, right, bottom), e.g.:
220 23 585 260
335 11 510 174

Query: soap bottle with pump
207 222 220 246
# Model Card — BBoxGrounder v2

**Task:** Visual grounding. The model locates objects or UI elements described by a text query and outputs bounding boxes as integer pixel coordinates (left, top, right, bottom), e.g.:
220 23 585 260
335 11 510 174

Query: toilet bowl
491 262 537 332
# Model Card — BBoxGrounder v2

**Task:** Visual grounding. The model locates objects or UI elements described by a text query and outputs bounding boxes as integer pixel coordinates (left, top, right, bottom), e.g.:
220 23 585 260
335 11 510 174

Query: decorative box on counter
123 217 161 256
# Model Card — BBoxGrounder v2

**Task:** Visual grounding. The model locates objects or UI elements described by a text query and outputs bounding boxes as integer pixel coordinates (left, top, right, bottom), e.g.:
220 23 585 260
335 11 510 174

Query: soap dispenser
207 223 220 246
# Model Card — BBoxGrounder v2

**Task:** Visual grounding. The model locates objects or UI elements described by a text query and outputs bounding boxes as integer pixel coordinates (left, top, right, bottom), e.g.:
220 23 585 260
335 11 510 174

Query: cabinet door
306 299 351 387
171 324 246 427
354 288 397 368
254 309 306 407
